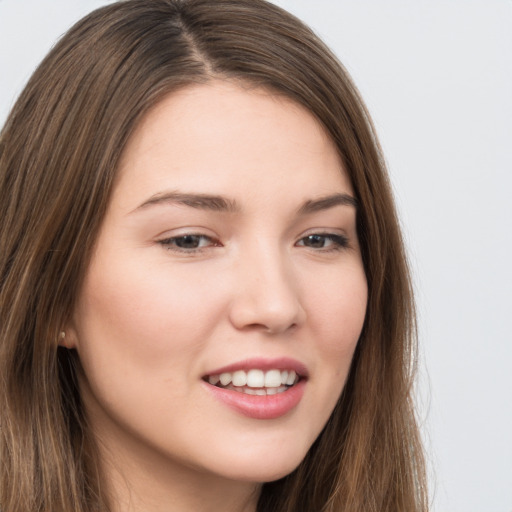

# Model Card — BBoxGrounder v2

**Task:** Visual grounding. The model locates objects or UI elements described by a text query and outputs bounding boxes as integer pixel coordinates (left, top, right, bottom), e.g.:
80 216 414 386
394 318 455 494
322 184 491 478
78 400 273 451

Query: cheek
70 259 227 440
78 257 219 340
71 257 228 397
306 263 367 374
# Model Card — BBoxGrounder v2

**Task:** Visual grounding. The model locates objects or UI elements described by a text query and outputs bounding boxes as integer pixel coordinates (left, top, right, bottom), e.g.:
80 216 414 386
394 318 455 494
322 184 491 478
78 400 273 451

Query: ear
58 322 79 350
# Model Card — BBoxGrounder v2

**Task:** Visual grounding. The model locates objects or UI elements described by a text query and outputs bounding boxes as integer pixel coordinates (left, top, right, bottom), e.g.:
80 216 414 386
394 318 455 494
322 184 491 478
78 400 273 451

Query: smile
207 368 299 393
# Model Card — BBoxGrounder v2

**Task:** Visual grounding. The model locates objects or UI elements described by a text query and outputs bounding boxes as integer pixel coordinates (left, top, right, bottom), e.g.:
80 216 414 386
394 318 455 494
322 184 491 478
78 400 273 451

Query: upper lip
203 357 309 378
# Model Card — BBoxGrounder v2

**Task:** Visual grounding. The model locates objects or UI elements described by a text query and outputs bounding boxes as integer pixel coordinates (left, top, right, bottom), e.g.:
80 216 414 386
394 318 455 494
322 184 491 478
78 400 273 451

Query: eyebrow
133 191 241 213
297 193 358 214
132 191 357 215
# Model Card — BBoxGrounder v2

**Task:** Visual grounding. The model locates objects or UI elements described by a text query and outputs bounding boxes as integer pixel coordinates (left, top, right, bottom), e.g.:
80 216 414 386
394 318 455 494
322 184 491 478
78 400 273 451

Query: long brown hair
0 1 428 510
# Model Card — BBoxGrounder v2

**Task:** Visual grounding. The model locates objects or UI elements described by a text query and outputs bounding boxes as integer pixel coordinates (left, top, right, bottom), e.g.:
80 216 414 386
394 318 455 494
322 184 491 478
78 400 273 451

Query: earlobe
58 327 79 349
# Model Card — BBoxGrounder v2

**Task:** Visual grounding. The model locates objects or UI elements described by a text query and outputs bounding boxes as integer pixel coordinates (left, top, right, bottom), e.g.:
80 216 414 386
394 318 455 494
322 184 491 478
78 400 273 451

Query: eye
158 234 219 252
296 233 349 251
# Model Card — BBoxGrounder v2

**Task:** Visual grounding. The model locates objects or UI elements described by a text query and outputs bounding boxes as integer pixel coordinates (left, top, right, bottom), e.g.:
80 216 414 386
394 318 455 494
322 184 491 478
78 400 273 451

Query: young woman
0 1 428 511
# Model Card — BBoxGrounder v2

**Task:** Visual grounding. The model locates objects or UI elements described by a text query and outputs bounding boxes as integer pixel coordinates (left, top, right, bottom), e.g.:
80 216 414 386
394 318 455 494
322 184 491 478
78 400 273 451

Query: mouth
203 368 302 396
202 360 308 419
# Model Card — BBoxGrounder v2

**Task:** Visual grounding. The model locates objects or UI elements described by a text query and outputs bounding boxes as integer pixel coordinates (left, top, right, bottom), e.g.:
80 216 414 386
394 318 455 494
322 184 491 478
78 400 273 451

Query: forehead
114 80 352 210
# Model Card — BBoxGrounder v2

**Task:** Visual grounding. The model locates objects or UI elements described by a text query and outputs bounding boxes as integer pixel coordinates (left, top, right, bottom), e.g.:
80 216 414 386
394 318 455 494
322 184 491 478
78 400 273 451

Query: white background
1 1 511 511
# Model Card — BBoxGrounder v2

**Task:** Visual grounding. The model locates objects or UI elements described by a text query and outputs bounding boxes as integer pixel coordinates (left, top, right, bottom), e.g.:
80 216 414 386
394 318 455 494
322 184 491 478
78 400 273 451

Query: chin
205 444 309 484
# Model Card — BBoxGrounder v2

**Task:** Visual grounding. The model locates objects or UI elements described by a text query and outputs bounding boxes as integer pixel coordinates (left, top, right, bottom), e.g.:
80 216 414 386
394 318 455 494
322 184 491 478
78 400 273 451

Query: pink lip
204 357 309 378
203 379 306 420
202 357 308 420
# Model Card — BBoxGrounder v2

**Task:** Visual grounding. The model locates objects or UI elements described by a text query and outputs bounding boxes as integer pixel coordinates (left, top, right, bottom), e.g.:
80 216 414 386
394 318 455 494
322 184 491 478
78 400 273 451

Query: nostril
227 258 306 333
229 298 306 334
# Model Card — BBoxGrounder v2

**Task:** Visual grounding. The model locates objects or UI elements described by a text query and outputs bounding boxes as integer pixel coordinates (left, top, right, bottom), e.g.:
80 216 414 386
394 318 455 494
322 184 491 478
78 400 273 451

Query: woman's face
68 82 367 486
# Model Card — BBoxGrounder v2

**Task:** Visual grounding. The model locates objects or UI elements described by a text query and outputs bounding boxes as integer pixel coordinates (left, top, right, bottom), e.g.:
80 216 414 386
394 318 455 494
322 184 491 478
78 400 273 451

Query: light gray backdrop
1 1 511 511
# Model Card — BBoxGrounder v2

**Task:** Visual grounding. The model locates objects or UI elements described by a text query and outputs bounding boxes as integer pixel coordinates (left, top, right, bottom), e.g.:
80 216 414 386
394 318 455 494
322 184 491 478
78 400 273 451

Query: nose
228 246 306 334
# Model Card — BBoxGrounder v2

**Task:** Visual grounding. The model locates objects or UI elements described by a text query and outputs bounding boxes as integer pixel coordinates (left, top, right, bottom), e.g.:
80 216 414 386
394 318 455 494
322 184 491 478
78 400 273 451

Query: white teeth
232 370 247 387
247 369 264 387
286 370 297 386
207 368 300 389
219 372 231 386
264 369 282 387
222 384 290 395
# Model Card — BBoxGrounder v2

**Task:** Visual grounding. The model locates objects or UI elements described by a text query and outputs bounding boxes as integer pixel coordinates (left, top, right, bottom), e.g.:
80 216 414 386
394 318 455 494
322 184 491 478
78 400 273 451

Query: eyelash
296 233 349 252
157 232 349 254
158 234 219 253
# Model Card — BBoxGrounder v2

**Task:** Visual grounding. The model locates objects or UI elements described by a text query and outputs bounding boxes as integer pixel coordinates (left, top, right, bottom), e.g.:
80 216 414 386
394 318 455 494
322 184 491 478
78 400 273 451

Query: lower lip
204 380 306 420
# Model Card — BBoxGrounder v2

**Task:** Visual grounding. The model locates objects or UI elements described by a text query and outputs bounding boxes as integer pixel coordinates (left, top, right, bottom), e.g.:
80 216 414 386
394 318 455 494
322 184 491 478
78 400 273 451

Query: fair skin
65 81 368 512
